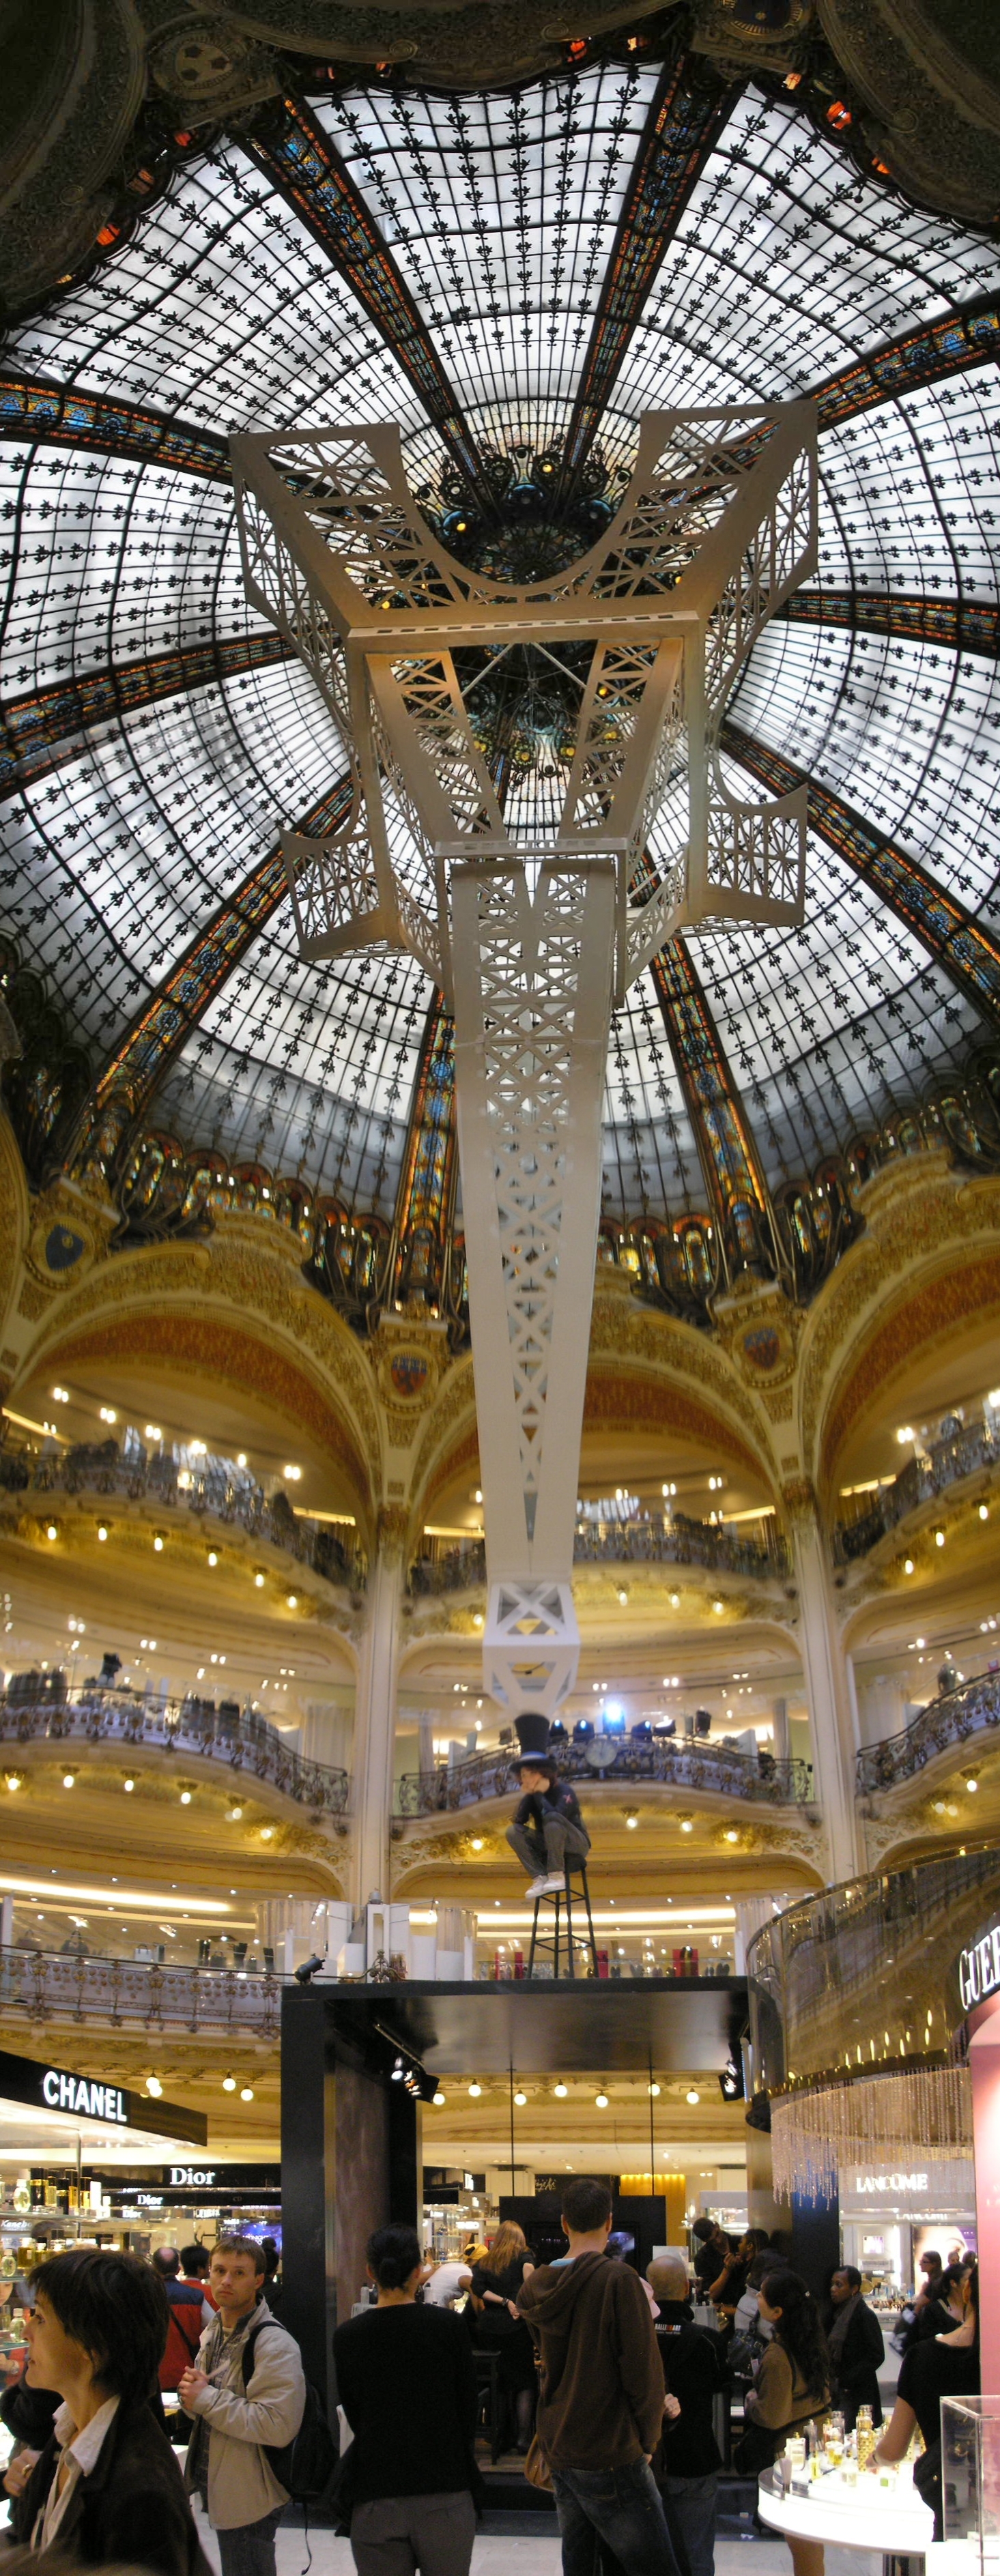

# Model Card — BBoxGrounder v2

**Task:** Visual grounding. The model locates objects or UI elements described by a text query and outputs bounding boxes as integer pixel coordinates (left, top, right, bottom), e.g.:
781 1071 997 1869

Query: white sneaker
526 1875 549 1898
541 1872 567 1896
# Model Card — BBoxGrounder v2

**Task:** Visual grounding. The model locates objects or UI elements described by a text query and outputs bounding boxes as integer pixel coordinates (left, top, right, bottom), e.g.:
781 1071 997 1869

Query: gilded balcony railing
395 1736 812 1816
833 1421 999 1563
856 1670 1000 1795
0 1947 282 2036
0 1692 350 1815
408 1511 789 1594
0 1441 367 1591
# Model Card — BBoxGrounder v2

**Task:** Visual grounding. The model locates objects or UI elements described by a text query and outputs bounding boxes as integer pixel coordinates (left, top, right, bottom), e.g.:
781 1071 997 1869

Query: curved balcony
0 1690 350 1816
0 1945 281 2037
834 1420 999 1563
408 1511 790 1595
0 1441 367 1591
856 1670 1000 1795
395 1736 813 1817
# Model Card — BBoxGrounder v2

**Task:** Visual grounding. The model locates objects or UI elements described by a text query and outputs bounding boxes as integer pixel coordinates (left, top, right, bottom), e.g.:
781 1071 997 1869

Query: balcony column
771 1696 790 1763
352 1509 407 1907
783 1479 864 1880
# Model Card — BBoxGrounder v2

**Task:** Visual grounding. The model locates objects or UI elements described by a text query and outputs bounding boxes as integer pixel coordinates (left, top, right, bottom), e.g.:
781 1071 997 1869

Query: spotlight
5 1773 21 1791
719 2057 744 2102
294 1954 324 1985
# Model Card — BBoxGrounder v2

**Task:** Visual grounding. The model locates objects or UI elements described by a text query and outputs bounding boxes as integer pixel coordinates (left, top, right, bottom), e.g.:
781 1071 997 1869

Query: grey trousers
216 2506 284 2576
506 1815 590 1879
350 2489 476 2576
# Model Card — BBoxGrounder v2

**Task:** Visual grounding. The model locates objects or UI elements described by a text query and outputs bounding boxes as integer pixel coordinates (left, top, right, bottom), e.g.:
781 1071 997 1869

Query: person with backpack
178 2233 305 2576
153 2247 212 2401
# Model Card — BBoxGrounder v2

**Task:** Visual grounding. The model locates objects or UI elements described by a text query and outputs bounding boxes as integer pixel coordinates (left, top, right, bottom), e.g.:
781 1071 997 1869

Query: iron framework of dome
1 47 1000 1331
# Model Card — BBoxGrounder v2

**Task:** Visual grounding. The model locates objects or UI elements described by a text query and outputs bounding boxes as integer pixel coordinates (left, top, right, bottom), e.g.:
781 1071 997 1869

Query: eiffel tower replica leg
451 855 616 1718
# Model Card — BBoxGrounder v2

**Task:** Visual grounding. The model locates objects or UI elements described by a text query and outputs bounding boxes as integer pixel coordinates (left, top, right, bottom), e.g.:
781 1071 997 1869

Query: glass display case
942 2396 1000 2574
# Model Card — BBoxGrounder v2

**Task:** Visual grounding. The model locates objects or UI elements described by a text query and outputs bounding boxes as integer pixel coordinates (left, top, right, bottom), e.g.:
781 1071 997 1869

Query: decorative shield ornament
390 1354 429 1398
44 1225 86 1273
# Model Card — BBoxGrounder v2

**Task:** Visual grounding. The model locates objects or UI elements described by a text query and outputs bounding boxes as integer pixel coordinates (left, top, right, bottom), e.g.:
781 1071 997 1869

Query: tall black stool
526 1857 598 1980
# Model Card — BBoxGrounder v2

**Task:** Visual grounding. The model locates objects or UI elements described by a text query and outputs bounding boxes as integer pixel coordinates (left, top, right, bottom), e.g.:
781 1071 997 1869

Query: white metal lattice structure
232 403 816 1711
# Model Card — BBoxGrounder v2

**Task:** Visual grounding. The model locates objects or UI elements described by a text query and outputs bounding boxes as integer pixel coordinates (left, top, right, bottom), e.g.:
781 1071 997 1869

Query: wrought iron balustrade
407 1512 789 1594
0 1945 281 2036
395 1736 813 1815
834 1421 999 1563
0 1691 350 1814
855 1669 1000 1794
0 1441 367 1591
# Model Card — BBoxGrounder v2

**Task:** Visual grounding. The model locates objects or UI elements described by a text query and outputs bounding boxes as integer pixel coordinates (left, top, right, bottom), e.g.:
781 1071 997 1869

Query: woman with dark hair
912 2259 972 2341
742 2268 831 2576
467 2220 536 2454
11 2248 211 2576
332 2223 484 2576
870 2263 979 2538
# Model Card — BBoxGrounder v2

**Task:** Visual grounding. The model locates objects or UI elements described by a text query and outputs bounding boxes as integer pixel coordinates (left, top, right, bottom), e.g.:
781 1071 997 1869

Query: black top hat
510 1712 558 1775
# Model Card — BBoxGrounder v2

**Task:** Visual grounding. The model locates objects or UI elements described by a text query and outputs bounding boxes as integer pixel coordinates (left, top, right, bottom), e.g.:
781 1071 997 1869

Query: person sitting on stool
505 1712 591 1897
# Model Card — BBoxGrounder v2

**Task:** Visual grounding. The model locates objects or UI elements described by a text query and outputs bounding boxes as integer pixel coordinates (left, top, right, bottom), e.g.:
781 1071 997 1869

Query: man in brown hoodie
518 2177 680 2576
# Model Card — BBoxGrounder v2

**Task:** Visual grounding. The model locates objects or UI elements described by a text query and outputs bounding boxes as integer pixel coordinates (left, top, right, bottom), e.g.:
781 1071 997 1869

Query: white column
771 1696 790 1763
352 1516 405 1907
787 1492 864 1879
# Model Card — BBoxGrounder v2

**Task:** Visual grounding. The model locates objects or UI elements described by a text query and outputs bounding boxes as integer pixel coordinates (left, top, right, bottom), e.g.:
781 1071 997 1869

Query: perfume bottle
855 2406 876 2470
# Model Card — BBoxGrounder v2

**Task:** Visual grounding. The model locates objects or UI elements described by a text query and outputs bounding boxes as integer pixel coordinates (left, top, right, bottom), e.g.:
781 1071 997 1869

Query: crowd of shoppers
0 2205 981 2576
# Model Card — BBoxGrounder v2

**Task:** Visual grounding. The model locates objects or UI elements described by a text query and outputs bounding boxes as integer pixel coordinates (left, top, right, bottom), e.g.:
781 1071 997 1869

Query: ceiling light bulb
5 1774 21 1791
679 1817 694 1834
208 1550 218 1567
124 1777 134 1793
686 2088 700 2105
145 2076 163 2098
228 1805 243 1821
260 1825 274 1840
904 1557 914 1574
625 1812 638 1829
240 2085 255 2101
255 1572 265 1587
595 2090 609 2109
934 1529 945 1548
287 1594 298 1608
554 2083 568 2098
468 2081 481 2098
62 1773 74 1789
180 1790 192 1805
514 2089 527 2106
222 2074 237 2092
96 1523 109 1542
648 2081 661 2097
154 1534 165 1552
432 2091 446 2107
46 1523 58 1542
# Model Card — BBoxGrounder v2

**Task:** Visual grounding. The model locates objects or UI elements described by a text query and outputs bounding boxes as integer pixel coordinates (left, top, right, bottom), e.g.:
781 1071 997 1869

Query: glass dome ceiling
1 63 999 1241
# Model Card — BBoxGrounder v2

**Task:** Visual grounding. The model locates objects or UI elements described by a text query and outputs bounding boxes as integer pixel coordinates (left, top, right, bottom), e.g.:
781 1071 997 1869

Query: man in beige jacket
179 2235 305 2576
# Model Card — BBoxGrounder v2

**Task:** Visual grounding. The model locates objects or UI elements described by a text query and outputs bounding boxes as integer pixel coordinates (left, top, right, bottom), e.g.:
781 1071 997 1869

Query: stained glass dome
2 61 999 1258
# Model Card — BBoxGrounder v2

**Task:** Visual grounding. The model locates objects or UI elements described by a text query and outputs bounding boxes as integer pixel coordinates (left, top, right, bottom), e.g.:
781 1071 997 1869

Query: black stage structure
280 1974 749 2410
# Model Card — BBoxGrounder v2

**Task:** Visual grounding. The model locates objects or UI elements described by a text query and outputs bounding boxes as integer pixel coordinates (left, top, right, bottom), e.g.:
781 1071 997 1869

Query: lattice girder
232 403 817 1000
